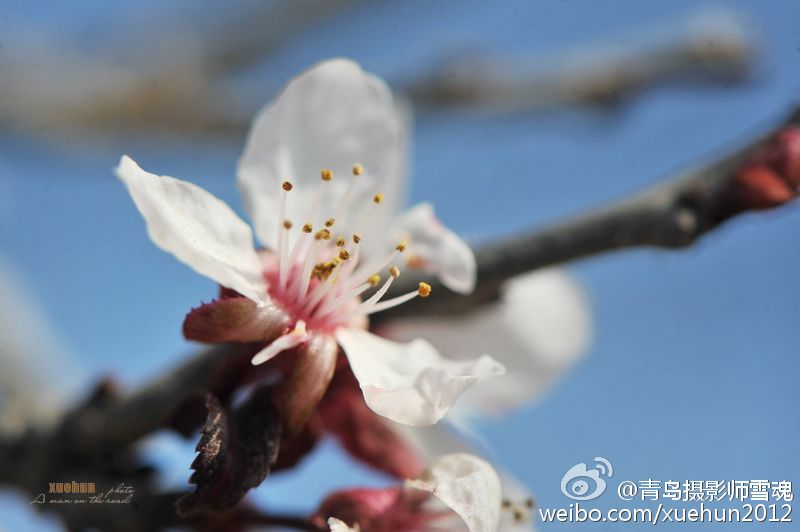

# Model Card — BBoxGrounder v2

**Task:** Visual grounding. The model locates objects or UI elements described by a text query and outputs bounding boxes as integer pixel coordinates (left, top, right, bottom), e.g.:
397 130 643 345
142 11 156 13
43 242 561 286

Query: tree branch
375 103 800 322
3 8 755 136
405 10 754 111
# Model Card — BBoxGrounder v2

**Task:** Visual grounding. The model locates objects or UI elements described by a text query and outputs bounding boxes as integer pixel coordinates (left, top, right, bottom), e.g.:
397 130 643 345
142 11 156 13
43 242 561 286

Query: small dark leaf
176 388 282 516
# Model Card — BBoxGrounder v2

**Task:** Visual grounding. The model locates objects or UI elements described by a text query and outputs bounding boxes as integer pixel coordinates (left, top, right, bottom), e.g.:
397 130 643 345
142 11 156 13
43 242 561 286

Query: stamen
364 282 430 315
264 163 433 329
307 169 333 227
315 280 373 316
279 220 293 290
301 261 339 310
363 290 418 314
357 266 399 312
277 182 292 288
251 321 308 365
285 223 313 292
296 236 326 302
418 282 432 297
333 165 363 224
348 241 405 289
331 238 360 295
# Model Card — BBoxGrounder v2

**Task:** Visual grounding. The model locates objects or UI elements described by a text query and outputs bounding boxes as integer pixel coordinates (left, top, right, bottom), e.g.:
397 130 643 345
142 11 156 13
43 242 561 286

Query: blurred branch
406 11 755 111
0 348 323 530
376 103 800 322
2 0 371 136
2 8 756 136
196 0 371 77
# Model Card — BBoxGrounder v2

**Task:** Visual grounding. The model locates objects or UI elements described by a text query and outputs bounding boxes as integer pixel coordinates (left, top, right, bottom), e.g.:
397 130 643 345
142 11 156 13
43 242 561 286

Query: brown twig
375 103 800 322
2 9 755 136
405 11 754 111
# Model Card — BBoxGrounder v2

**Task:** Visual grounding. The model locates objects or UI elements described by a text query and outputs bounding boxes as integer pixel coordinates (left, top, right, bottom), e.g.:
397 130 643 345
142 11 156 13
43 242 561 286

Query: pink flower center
262 165 430 335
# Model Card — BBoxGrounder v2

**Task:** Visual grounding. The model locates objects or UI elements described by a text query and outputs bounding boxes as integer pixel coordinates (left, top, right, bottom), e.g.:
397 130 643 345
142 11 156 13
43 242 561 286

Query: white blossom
117 59 504 427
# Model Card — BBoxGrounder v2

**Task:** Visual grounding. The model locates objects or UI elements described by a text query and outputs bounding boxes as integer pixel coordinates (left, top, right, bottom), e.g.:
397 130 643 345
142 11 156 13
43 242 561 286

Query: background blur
1 0 799 529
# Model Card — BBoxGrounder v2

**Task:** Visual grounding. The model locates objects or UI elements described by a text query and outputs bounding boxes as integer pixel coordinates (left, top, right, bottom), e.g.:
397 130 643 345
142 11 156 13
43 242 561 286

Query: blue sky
1 0 799 529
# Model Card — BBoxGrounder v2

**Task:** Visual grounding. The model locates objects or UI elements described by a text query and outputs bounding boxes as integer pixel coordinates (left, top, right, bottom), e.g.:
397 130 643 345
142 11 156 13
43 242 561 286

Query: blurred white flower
320 453 502 532
0 260 82 434
383 268 591 422
328 517 358 531
117 59 503 429
383 269 592 530
395 421 538 531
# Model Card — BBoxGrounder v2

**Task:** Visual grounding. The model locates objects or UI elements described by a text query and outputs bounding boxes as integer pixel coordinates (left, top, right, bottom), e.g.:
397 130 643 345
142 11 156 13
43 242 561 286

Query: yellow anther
283 219 293 230
339 250 351 261
513 508 525 523
352 234 362 244
314 230 327 240
314 261 336 281
389 265 400 278
352 163 363 176
367 274 381 287
395 241 407 252
325 218 335 227
302 223 313 233
336 236 346 247
502 499 512 509
282 181 293 191
418 282 432 298
373 192 383 204
321 169 333 181
525 498 535 508
320 229 331 240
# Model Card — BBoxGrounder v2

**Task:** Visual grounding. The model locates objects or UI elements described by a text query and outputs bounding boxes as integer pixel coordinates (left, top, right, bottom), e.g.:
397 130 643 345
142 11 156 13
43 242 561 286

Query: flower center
263 165 430 333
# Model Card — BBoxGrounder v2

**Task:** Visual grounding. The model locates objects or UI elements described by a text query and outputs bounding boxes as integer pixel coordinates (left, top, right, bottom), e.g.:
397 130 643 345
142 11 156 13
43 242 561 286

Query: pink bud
775 127 800 188
735 164 795 209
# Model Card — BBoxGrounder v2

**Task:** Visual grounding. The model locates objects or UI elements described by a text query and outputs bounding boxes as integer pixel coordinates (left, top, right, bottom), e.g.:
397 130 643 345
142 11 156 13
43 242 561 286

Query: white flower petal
393 426 537 531
383 269 591 419
336 328 504 427
406 453 502 532
328 517 358 532
238 58 407 249
392 203 476 294
116 155 267 304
